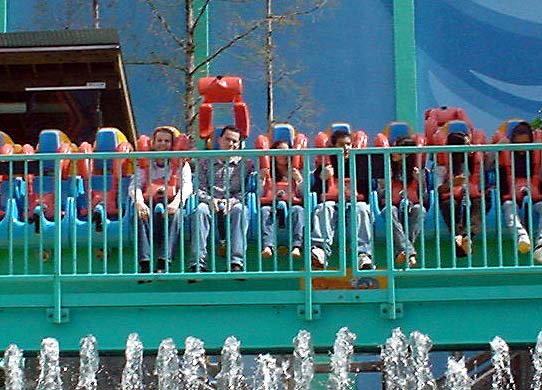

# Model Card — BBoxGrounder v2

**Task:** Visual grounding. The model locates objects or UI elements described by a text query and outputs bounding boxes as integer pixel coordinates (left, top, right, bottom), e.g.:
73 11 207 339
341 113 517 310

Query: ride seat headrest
95 129 119 152
446 120 469 135
94 128 120 172
330 123 351 135
507 120 529 140
272 124 295 147
39 130 61 153
387 122 411 141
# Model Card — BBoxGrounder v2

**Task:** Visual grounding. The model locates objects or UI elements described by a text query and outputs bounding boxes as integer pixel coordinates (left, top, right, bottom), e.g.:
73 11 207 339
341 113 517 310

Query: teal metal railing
0 144 542 323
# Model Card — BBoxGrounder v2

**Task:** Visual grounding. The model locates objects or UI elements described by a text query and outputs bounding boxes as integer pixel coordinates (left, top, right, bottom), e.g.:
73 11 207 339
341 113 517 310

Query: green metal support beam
393 0 418 131
0 0 7 32
193 0 209 149
194 0 209 78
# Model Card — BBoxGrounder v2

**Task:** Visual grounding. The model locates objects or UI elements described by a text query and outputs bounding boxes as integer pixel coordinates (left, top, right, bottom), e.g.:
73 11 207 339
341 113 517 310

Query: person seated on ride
130 126 193 274
310 129 374 270
436 131 484 257
379 135 427 267
494 121 542 261
259 139 304 259
191 125 253 273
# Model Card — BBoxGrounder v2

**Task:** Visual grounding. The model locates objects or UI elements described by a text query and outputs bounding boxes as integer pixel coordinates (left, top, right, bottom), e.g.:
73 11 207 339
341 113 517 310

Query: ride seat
198 76 250 141
425 106 474 145
314 123 368 202
492 119 542 206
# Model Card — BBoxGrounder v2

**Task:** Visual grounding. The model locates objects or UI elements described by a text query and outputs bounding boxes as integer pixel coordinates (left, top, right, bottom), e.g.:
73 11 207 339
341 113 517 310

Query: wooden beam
0 48 119 65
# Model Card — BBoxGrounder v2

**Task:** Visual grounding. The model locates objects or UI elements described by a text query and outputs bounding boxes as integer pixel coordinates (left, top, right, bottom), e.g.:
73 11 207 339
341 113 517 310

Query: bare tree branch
144 0 187 50
191 20 263 76
126 59 186 73
192 0 212 33
284 103 304 122
270 0 327 22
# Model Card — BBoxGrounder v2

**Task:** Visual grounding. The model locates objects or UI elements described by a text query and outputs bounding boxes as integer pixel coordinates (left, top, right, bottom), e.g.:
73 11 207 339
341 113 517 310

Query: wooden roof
0 28 136 146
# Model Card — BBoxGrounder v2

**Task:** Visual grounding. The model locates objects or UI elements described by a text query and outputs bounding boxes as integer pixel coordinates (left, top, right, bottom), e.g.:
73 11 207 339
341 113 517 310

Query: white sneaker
358 253 374 270
310 246 326 269
518 234 531 254
534 245 542 264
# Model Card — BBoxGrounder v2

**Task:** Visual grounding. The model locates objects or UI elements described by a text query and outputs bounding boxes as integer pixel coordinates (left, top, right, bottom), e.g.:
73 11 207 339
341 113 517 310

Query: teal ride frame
1 1 539 354
0 144 541 353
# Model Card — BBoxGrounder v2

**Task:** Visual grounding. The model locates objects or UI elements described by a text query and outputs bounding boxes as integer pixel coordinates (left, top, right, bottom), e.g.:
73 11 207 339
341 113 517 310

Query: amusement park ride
0 28 542 389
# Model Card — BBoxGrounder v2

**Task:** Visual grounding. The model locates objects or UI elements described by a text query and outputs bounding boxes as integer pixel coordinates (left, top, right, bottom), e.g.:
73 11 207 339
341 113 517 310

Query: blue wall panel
416 0 542 135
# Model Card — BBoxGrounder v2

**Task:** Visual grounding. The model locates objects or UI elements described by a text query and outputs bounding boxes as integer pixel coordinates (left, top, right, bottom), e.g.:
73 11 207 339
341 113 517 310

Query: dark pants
440 197 483 237
138 209 181 264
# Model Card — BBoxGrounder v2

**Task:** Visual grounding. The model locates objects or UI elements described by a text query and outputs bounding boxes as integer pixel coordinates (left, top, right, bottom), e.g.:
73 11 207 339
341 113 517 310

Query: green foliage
531 115 542 130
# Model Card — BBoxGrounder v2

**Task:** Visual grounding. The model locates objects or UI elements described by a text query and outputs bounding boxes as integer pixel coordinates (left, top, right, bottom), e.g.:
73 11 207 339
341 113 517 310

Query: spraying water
381 327 414 390
216 336 246 390
3 344 25 390
327 326 356 390
16 329 542 389
121 333 144 390
155 337 180 390
76 334 99 390
293 330 314 390
36 337 63 390
409 331 437 390
532 331 542 390
253 354 279 390
490 336 516 390
443 357 472 390
180 336 208 390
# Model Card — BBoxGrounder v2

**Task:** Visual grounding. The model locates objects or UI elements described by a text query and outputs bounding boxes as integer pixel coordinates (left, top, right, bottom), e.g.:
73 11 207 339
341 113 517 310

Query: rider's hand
291 168 303 184
136 201 150 221
322 165 334 180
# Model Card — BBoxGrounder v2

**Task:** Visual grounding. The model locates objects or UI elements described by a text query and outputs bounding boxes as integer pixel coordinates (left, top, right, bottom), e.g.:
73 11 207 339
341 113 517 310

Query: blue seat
25 130 80 248
74 128 133 249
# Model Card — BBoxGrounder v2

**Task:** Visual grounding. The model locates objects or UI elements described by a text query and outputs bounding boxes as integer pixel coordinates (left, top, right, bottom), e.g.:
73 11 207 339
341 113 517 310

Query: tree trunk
265 0 274 131
185 0 197 142
92 0 100 28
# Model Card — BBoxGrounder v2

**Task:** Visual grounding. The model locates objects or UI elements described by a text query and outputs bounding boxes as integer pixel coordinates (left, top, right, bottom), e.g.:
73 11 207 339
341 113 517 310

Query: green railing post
383 152 398 319
53 159 63 323
302 155 313 320
393 0 418 130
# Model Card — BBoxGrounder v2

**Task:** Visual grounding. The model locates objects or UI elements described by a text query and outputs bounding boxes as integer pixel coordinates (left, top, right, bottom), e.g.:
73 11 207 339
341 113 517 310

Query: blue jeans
191 202 248 267
261 205 304 248
137 208 181 264
311 201 372 257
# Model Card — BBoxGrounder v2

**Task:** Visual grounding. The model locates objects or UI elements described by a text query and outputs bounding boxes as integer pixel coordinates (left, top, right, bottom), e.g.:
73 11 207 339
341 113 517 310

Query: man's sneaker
261 246 273 258
155 258 167 273
394 251 406 264
455 235 471 257
357 253 374 270
231 263 244 272
217 240 227 257
518 234 531 254
137 261 152 284
190 264 207 273
534 245 542 264
310 246 326 269
291 247 302 259
139 261 151 274
394 251 417 267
